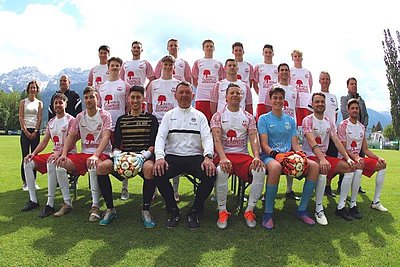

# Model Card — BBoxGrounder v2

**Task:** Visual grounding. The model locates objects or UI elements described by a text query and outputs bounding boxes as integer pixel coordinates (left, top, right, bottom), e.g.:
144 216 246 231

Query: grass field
1 135 399 266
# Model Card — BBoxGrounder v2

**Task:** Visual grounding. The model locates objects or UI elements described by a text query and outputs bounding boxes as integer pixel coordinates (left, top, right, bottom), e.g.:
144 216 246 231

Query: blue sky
0 0 398 111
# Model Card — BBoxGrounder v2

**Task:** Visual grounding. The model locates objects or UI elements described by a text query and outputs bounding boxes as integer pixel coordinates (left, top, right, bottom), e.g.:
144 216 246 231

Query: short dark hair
263 44 274 51
226 83 241 95
83 86 96 95
130 85 145 95
277 63 289 72
347 98 360 109
232 42 243 50
26 80 40 94
269 86 285 98
107 57 123 67
202 39 214 48
347 77 357 86
311 92 326 102
98 45 110 53
176 81 192 92
131 41 142 47
224 58 236 66
53 92 68 102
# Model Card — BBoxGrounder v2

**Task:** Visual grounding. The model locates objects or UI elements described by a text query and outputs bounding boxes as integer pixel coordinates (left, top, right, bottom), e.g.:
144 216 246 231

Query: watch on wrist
205 154 213 159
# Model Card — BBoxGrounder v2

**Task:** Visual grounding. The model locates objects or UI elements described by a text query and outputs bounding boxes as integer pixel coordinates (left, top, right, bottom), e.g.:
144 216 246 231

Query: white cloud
0 0 398 111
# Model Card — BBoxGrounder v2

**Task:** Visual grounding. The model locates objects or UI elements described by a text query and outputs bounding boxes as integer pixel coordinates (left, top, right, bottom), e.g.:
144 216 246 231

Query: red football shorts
214 153 255 182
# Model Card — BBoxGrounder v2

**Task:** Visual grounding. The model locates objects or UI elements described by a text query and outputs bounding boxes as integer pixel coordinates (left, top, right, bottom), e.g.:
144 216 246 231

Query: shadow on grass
0 182 397 266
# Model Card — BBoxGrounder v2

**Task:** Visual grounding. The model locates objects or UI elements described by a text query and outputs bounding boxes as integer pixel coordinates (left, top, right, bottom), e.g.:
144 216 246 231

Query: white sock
89 168 100 207
173 175 180 193
215 166 229 211
246 169 265 212
350 170 363 208
122 178 128 190
286 175 293 193
374 169 386 203
46 163 57 207
24 160 37 203
56 166 71 207
315 174 327 213
337 172 354 209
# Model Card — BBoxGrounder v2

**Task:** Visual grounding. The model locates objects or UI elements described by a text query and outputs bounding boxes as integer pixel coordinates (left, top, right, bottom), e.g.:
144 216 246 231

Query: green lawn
1 135 399 266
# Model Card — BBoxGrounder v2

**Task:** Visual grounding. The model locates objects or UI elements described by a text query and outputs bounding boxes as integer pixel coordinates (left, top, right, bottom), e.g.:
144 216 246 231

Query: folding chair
68 173 80 200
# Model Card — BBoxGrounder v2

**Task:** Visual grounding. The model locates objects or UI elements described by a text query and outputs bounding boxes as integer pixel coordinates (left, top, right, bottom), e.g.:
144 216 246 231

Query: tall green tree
383 124 396 141
382 29 400 139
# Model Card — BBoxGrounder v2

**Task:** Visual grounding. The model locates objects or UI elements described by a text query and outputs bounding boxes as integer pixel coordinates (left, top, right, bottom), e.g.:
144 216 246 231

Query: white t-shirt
210 107 256 154
307 91 338 124
253 63 278 104
146 77 180 124
290 67 313 109
191 58 224 101
46 113 76 153
302 114 336 157
89 64 109 90
98 79 130 130
210 79 252 112
337 118 365 158
120 59 154 87
237 61 254 87
70 109 112 155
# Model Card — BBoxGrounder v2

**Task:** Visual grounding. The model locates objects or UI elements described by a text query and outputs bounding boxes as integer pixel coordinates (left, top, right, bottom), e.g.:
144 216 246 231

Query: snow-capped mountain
0 66 52 93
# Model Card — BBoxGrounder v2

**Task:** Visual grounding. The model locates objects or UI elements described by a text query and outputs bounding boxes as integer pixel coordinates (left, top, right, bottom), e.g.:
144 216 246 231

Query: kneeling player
22 93 75 217
56 86 112 222
211 83 265 229
258 87 320 230
96 86 159 226
338 98 388 215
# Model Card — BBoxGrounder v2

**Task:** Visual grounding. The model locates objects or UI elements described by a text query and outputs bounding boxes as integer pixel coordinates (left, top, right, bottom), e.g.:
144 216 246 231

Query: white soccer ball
114 152 140 179
283 153 307 179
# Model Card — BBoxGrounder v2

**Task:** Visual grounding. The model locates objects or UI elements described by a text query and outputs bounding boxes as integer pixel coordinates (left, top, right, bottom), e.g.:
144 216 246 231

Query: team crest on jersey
305 74 309 79
191 117 196 122
117 86 123 91
242 120 248 128
285 122 291 130
171 87 176 93
214 64 220 69
61 126 67 132
139 63 145 69
97 124 102 131
178 62 184 68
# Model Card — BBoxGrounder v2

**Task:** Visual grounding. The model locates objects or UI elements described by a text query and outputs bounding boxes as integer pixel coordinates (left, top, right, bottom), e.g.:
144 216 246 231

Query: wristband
269 150 279 159
141 150 152 160
311 144 319 152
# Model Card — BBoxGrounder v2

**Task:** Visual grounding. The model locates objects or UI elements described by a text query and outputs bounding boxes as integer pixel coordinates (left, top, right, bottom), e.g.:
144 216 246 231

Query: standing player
338 98 388 216
96 86 159 226
88 45 110 91
272 63 299 200
48 74 82 120
211 83 265 229
192 39 224 121
253 44 278 120
210 59 253 115
307 71 339 197
56 86 112 222
290 49 313 127
154 39 191 82
120 41 155 88
258 87 319 229
98 56 131 200
153 81 216 230
302 92 355 224
147 55 181 201
231 42 254 88
22 93 75 217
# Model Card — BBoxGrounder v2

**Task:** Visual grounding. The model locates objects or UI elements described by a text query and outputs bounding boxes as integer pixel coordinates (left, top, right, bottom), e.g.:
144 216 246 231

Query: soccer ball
114 152 141 179
282 152 307 179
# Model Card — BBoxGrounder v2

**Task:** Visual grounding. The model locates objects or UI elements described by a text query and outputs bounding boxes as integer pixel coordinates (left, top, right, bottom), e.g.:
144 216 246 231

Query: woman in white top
19 80 43 190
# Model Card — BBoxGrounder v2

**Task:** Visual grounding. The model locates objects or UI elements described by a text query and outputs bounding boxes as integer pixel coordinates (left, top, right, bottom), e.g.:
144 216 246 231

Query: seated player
211 83 265 229
258 87 320 230
56 86 112 222
337 98 388 216
96 85 159 226
302 92 355 224
22 93 75 217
